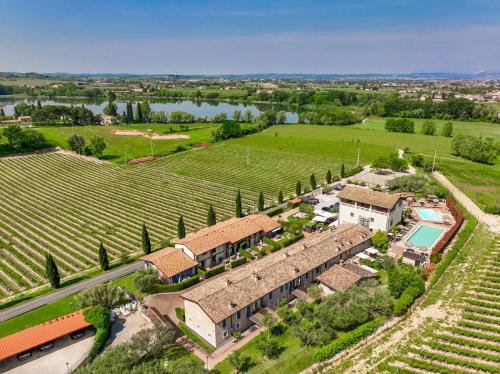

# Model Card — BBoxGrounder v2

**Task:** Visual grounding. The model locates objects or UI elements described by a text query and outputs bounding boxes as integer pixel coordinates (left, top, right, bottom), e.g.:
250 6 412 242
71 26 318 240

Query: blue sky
0 0 499 74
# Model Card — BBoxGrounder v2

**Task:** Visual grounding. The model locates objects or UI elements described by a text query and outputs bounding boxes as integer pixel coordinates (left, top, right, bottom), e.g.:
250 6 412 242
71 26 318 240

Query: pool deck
389 202 455 259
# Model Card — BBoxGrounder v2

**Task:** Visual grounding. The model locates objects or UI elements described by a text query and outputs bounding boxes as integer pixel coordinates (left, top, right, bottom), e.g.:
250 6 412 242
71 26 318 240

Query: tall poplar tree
235 189 243 218
178 215 186 239
278 190 284 204
295 181 301 196
98 241 109 271
258 191 265 212
340 163 346 178
326 169 332 184
45 253 60 289
207 205 216 226
310 174 317 190
135 102 143 122
142 222 151 254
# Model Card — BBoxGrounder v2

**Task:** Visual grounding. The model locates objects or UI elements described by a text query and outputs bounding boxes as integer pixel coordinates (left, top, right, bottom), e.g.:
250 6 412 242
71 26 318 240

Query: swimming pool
416 208 443 221
406 224 444 249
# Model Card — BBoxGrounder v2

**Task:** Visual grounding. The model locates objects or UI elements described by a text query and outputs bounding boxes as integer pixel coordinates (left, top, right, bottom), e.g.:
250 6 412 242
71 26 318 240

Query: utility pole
356 148 360 166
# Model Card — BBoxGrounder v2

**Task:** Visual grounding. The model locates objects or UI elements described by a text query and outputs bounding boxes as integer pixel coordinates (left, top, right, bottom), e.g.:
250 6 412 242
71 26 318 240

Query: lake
0 98 299 123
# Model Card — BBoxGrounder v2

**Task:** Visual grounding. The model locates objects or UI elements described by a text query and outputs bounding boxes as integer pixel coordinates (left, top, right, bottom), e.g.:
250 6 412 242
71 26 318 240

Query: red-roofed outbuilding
0 309 92 362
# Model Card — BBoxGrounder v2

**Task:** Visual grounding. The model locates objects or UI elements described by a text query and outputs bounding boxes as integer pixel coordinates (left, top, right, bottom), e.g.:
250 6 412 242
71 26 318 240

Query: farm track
0 147 338 300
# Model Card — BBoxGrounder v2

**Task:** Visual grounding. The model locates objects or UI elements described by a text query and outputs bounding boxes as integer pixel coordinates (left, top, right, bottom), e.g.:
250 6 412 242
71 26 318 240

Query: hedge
314 317 386 361
151 274 200 292
238 249 253 260
393 284 424 315
84 305 111 359
229 257 247 268
198 264 226 279
175 307 185 321
266 207 283 217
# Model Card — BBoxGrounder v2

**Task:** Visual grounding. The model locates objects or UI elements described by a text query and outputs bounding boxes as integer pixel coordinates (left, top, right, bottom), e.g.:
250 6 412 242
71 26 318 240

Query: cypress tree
258 191 265 212
235 189 243 218
310 173 317 190
0 108 4 117
98 241 109 271
326 169 332 184
295 181 301 196
207 205 216 226
126 102 134 122
45 253 60 289
135 102 143 122
278 190 284 204
340 163 346 178
142 222 151 254
178 215 186 239
36 100 42 110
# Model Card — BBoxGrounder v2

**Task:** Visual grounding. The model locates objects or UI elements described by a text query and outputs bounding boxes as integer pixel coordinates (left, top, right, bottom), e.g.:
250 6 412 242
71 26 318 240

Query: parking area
144 292 184 324
109 311 153 347
0 328 94 374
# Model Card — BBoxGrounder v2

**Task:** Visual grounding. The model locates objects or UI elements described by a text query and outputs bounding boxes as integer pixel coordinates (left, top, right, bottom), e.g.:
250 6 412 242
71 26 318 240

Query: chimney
252 273 261 281
229 303 236 309
225 279 232 286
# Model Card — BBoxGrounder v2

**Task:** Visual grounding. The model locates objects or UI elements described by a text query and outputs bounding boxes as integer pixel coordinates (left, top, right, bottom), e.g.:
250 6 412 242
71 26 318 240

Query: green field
37 123 216 164
0 121 497 299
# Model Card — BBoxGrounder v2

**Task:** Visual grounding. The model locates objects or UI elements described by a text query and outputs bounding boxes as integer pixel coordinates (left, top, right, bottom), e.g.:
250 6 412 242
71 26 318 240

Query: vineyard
0 138 351 299
379 236 500 373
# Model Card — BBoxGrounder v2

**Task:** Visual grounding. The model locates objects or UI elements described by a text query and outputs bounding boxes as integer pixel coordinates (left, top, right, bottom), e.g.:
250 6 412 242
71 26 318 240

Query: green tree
126 102 134 122
0 108 5 117
255 335 281 359
421 121 436 135
278 190 284 204
103 101 117 116
232 109 241 121
76 283 125 309
134 268 159 293
45 253 60 289
228 351 253 373
441 121 453 137
2 124 23 148
310 173 317 190
67 134 86 154
36 99 42 110
326 169 332 184
207 205 216 226
243 109 253 123
88 136 106 159
135 102 143 122
295 180 302 196
340 163 346 178
372 230 389 253
235 189 243 218
98 241 109 271
178 215 186 239
142 223 151 254
258 191 265 211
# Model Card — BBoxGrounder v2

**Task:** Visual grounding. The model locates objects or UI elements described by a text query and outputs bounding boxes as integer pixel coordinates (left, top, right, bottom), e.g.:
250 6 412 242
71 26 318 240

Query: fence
431 196 464 257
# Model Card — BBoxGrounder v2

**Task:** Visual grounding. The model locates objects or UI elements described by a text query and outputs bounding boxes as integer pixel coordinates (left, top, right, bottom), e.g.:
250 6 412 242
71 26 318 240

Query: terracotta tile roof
174 214 280 256
0 309 91 361
141 248 198 278
181 224 372 323
316 261 378 292
337 186 401 209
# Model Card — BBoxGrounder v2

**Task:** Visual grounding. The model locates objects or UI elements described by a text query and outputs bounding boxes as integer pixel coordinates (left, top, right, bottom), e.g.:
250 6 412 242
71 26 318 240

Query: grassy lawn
178 322 216 354
215 329 316 374
0 294 79 338
36 123 217 164
165 344 205 373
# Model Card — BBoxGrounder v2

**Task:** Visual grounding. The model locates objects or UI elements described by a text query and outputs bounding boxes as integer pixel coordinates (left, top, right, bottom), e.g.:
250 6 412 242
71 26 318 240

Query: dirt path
433 171 500 234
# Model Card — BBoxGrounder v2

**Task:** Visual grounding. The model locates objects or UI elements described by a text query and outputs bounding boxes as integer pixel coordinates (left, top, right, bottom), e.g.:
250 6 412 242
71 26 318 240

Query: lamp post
66 362 70 374
205 355 209 370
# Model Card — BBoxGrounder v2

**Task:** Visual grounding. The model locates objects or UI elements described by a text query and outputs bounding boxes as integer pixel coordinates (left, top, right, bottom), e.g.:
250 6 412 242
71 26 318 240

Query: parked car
17 351 31 361
70 329 85 340
304 197 319 204
321 206 331 212
38 342 54 352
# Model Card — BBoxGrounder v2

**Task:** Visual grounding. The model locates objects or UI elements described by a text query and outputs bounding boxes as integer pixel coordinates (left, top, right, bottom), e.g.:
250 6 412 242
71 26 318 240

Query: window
315 267 320 274
371 217 374 222
305 273 309 280
280 286 284 292
268 292 273 300
246 306 251 316
324 263 327 269
222 319 226 328
236 311 241 319
350 212 354 217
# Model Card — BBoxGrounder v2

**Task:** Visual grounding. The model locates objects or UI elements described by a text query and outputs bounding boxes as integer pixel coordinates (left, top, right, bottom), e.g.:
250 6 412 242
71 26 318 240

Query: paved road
433 171 500 234
0 261 143 323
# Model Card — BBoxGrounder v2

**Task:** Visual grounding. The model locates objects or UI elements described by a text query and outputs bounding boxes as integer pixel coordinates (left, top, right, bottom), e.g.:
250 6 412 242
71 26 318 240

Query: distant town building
100 114 117 125
337 186 403 232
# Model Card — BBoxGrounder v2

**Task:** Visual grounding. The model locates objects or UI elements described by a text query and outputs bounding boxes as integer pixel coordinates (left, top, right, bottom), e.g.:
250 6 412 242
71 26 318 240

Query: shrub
175 307 185 321
314 317 386 361
421 121 436 135
229 257 247 269
441 121 453 137
372 230 389 253
84 305 111 359
266 206 283 217
228 351 253 373
451 134 499 164
255 336 282 359
384 118 415 133
205 264 225 278
151 274 200 293
239 249 253 260
134 268 160 292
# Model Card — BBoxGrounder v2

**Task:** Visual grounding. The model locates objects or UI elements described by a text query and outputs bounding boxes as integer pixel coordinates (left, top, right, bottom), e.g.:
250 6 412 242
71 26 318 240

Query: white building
337 186 403 232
